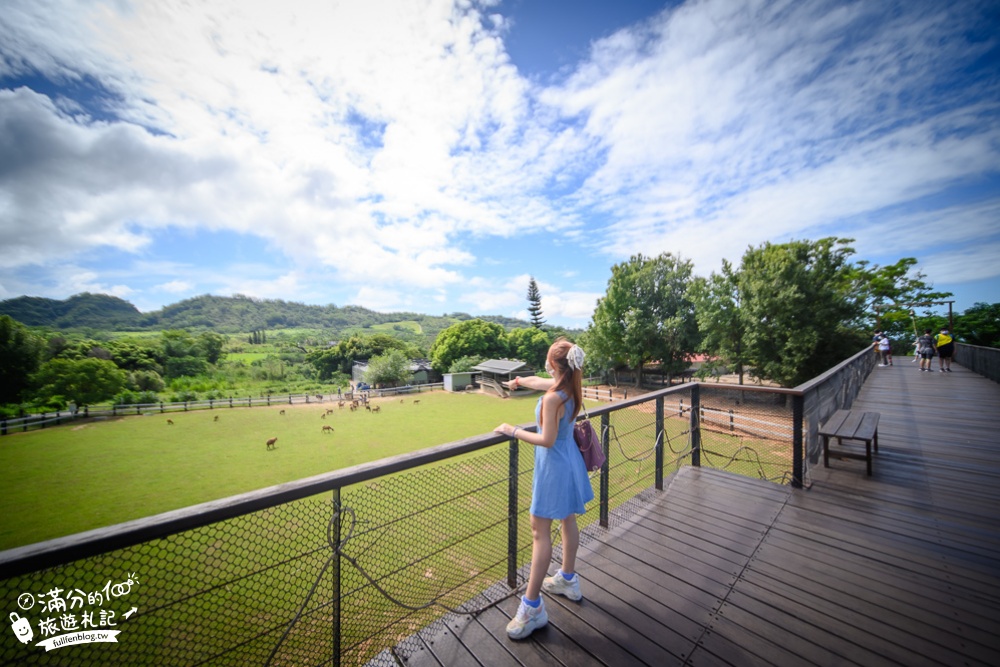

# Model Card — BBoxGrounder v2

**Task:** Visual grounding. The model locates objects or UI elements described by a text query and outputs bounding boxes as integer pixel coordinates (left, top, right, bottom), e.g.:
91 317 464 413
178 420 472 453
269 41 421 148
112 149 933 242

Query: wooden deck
391 361 1000 666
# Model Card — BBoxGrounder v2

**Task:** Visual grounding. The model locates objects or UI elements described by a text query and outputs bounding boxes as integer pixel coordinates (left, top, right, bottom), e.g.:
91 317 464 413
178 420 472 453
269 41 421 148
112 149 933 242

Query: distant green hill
0 293 144 329
0 293 536 342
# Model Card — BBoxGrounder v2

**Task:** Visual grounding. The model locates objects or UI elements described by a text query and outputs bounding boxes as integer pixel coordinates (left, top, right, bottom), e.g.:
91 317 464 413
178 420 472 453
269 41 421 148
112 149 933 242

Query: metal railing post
332 487 342 667
655 397 664 491
600 413 610 527
690 384 701 468
792 394 804 489
507 436 519 589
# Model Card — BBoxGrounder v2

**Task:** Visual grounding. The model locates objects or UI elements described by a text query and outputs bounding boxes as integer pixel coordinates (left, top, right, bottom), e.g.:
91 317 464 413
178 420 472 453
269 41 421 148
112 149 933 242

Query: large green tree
849 257 952 340
0 315 45 404
587 253 699 387
31 357 127 407
739 238 864 387
363 350 413 387
105 338 165 373
954 302 1000 348
429 319 508 373
688 260 750 384
507 327 553 369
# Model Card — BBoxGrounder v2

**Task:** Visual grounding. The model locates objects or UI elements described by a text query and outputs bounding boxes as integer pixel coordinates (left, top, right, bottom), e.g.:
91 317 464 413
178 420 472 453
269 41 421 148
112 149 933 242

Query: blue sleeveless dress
530 391 595 519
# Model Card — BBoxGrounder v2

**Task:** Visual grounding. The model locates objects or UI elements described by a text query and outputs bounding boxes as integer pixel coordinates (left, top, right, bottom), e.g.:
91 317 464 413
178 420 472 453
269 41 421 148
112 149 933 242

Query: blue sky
0 0 998 328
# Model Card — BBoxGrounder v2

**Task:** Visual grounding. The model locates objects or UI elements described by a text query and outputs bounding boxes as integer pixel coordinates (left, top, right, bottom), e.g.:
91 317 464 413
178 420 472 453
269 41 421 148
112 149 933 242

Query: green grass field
0 392 548 550
224 351 271 364
369 320 423 334
0 390 794 665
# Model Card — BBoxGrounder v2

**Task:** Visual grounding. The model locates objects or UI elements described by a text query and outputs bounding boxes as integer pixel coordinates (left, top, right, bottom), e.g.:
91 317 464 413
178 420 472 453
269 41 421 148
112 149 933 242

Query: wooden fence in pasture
0 383 444 436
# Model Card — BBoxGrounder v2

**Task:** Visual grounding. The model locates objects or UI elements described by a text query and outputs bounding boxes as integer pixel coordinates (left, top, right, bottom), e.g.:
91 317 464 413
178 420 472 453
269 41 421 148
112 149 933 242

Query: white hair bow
567 344 585 371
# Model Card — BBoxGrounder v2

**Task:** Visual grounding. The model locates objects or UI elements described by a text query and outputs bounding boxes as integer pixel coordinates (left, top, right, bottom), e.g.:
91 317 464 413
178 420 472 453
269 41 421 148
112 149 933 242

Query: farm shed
471 359 529 397
443 372 474 392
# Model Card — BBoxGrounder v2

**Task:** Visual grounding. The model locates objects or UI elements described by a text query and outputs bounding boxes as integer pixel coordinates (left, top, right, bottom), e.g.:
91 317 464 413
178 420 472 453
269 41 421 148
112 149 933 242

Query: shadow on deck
395 362 1000 666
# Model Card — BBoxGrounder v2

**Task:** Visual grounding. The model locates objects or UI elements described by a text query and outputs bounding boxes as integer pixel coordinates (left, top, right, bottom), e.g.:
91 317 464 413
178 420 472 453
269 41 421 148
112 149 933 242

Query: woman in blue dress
495 338 594 640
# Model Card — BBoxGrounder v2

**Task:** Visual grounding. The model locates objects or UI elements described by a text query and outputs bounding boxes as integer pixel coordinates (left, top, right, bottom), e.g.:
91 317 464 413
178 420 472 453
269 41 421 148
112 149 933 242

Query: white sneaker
506 597 547 640
542 570 582 601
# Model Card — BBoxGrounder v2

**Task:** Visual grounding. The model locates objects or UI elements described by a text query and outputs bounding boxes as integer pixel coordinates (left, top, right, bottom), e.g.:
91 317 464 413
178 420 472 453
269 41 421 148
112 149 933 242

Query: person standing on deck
494 338 593 640
936 328 954 372
917 329 937 372
878 334 893 366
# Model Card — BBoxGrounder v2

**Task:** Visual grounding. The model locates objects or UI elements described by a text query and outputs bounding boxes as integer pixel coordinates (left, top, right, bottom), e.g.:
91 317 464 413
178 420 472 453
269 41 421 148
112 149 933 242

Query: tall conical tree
527 276 545 328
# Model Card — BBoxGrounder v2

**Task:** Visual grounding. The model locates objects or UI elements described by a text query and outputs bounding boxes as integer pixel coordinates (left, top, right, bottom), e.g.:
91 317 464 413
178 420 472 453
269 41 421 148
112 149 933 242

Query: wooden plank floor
389 362 1000 666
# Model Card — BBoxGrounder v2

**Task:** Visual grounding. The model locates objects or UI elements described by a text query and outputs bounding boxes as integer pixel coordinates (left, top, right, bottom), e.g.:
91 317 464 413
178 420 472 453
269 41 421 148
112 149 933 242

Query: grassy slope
0 392 547 550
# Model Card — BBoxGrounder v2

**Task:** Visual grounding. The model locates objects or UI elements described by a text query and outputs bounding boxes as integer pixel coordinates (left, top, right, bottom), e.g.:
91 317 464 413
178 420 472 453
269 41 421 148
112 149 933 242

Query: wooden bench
819 410 880 476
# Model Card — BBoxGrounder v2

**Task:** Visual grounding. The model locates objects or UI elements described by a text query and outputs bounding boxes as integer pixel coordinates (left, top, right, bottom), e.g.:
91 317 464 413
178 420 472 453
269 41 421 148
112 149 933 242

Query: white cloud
0 0 568 293
919 242 1000 285
543 0 1000 276
157 280 194 293
1 0 996 326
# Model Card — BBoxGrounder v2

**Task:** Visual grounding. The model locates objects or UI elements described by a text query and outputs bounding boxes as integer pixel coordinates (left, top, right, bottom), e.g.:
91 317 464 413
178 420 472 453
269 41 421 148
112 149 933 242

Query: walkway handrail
0 354 883 666
955 342 1000 384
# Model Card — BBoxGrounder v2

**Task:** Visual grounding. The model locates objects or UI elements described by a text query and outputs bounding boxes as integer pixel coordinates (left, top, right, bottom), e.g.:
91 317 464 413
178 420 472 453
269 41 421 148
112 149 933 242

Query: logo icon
9 612 33 644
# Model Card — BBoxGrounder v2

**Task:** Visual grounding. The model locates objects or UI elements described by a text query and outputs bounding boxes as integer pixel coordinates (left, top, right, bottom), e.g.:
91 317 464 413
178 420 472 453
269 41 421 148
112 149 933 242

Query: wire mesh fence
0 377 831 666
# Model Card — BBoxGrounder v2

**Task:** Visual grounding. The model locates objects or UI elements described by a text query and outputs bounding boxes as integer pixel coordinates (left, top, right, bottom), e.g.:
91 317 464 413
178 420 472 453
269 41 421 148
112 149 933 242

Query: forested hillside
0 294 144 329
0 293 529 339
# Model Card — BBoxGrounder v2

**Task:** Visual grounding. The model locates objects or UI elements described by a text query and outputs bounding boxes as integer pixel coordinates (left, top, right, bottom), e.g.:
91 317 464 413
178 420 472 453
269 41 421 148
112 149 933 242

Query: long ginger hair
541 337 583 427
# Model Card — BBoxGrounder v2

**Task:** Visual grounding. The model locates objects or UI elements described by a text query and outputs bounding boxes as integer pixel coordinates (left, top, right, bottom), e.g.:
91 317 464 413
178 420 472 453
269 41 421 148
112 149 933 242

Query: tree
128 369 166 393
307 333 418 379
429 319 508 373
849 257 952 340
738 238 864 387
364 350 413 387
106 338 165 373
31 357 126 407
689 260 751 384
527 277 545 328
954 302 1000 348
507 327 553 369
165 356 208 379
196 331 227 365
161 329 198 358
447 355 485 373
0 315 45 404
586 253 699 387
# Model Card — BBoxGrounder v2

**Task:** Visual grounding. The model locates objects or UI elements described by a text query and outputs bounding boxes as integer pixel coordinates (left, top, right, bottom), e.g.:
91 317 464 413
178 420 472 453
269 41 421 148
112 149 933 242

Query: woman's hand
494 423 518 438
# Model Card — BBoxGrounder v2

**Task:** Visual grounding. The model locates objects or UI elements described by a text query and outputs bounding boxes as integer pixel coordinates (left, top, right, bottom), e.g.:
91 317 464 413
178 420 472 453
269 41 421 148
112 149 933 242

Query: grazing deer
371 405 381 413
166 419 174 425
322 425 334 433
413 400 420 405
266 437 278 450
338 401 346 408
349 404 357 412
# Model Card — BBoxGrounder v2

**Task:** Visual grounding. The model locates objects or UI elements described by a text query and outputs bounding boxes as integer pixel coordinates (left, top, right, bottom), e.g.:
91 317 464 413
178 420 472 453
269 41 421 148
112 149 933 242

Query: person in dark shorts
935 328 954 372
917 329 936 372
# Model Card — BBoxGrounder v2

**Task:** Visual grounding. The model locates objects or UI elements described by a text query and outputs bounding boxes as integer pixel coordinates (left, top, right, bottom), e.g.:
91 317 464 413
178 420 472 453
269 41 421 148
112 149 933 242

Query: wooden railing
955 342 1000 384
0 351 885 665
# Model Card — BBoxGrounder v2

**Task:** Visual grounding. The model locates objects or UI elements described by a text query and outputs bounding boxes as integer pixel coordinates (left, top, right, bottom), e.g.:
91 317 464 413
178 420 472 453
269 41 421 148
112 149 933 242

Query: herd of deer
165 396 426 450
